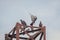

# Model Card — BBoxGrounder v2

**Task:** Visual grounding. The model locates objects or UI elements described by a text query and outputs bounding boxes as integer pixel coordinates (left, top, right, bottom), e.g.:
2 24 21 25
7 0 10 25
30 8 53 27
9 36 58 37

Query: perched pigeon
20 19 26 25
30 14 37 25
39 21 42 27
20 19 27 31
30 14 37 22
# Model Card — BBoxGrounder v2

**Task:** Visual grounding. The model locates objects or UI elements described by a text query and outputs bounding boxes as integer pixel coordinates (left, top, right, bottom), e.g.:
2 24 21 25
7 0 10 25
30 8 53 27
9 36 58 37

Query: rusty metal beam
44 26 46 40
16 26 20 40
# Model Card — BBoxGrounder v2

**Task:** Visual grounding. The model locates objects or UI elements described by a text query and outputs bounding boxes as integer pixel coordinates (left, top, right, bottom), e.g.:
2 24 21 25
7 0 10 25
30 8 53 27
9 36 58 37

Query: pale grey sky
0 0 60 40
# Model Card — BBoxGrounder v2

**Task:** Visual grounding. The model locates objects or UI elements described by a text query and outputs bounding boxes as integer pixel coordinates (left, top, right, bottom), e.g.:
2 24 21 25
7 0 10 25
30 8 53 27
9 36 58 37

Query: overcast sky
0 0 60 40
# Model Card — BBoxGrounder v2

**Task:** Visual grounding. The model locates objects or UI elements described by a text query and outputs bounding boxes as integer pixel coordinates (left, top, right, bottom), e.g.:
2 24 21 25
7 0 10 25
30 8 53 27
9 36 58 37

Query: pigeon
30 14 37 22
39 21 42 27
20 19 27 31
30 14 37 25
20 19 27 26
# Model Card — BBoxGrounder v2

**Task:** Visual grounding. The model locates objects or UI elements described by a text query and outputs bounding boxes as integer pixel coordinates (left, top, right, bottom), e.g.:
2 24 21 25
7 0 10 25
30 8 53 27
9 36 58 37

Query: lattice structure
5 22 46 40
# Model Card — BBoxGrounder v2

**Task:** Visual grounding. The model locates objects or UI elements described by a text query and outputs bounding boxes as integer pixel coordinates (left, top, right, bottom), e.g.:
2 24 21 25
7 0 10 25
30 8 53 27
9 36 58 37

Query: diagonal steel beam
39 32 43 40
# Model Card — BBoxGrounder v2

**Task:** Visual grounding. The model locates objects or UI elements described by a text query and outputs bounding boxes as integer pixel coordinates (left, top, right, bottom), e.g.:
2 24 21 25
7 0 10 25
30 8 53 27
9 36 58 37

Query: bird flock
20 14 42 32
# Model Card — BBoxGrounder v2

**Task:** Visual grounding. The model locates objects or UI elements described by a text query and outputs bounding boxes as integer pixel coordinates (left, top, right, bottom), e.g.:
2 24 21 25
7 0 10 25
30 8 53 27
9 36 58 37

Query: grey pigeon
20 19 27 31
30 14 37 22
39 21 42 27
30 14 37 25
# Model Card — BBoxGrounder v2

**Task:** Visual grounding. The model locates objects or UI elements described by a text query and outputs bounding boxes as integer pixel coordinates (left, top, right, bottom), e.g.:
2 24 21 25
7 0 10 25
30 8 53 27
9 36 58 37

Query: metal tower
5 22 46 40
